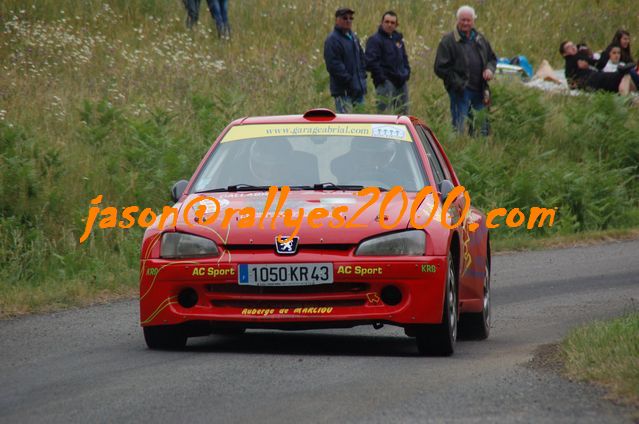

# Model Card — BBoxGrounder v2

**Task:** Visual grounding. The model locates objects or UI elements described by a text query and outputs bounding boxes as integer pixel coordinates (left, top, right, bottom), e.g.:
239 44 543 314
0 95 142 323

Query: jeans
448 88 489 136
209 0 230 38
375 80 409 115
184 0 230 38
334 95 365 113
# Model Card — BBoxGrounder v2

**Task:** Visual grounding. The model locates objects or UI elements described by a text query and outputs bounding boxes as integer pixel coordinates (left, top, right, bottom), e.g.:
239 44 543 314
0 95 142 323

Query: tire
210 328 246 336
415 255 458 356
459 264 491 340
143 325 188 350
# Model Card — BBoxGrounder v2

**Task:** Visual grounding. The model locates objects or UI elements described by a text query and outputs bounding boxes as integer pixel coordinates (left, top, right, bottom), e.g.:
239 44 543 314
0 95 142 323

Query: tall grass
1 0 638 315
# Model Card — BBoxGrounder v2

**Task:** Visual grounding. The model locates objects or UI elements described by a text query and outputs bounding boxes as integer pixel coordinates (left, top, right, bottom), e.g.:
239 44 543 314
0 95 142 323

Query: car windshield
191 124 428 192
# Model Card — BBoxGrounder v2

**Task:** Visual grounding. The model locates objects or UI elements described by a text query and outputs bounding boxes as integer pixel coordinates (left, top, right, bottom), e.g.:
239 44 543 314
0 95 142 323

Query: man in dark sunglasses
323 7 368 113
365 11 411 114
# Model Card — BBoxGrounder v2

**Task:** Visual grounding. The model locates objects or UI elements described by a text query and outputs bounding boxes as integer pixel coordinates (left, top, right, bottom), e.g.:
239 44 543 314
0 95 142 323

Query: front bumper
140 253 447 328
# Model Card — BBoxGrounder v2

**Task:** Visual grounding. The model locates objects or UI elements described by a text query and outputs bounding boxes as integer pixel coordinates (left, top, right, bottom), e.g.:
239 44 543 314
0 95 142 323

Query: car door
414 124 486 303
414 124 462 227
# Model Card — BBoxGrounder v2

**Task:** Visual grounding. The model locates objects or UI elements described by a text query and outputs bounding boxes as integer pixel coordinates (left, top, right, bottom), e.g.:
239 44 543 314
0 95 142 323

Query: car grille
210 299 364 308
206 282 370 310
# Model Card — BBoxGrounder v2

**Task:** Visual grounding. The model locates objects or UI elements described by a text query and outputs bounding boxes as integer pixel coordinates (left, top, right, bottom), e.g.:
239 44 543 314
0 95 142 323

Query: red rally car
140 109 491 356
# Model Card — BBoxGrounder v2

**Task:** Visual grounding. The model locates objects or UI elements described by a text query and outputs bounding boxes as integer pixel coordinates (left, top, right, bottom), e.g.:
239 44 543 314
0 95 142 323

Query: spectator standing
597 30 634 70
434 5 497 136
365 11 411 114
183 0 230 39
324 7 367 113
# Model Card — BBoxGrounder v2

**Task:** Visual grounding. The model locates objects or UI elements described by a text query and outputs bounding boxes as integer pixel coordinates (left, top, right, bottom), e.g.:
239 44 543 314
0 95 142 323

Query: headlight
355 230 425 256
160 232 219 259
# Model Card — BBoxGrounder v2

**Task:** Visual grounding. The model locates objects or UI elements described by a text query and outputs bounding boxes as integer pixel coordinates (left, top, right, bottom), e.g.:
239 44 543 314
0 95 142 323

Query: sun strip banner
220 123 414 143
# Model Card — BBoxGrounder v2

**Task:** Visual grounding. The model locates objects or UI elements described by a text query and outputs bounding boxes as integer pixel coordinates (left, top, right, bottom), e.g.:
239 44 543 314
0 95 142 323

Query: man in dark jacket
323 7 367 113
365 11 411 114
434 5 497 136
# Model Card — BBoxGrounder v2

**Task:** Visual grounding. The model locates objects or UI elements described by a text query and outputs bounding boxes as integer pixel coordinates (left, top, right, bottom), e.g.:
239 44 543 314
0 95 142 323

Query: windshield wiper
195 184 272 193
196 183 389 193
314 182 364 191
295 182 388 191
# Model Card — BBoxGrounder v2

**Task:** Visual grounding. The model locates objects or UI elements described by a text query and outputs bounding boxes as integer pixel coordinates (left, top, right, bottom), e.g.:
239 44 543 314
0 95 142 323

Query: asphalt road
1 240 638 423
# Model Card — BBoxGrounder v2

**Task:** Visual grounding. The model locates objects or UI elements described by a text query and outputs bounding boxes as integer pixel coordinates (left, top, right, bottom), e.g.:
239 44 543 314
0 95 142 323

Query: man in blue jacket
365 11 411 114
323 7 367 113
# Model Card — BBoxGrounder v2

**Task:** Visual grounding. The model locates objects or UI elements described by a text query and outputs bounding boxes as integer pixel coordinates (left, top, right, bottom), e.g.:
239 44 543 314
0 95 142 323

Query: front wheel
459 264 491 340
143 325 187 350
211 328 246 336
415 255 457 356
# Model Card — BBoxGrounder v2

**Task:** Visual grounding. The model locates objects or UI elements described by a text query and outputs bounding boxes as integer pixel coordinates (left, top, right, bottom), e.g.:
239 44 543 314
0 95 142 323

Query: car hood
170 190 441 245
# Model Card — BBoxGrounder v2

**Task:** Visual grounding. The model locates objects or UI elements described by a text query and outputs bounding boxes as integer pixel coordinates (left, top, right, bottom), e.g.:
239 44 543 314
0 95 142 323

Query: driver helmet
350 139 397 171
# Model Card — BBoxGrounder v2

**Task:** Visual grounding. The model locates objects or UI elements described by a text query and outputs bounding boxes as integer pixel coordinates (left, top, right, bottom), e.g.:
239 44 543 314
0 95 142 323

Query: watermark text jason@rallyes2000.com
79 185 557 243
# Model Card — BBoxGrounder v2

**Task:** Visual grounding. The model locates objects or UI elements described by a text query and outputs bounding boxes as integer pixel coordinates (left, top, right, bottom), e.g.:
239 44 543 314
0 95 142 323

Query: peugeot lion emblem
275 236 299 255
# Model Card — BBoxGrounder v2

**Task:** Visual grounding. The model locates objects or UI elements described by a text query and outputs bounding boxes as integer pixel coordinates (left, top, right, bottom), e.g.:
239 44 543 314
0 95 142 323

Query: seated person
560 40 638 93
330 138 402 188
576 43 597 60
601 45 624 73
596 29 634 71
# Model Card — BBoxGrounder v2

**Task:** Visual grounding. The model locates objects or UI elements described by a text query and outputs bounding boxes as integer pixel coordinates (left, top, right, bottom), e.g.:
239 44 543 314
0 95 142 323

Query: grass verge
493 228 639 253
562 312 639 408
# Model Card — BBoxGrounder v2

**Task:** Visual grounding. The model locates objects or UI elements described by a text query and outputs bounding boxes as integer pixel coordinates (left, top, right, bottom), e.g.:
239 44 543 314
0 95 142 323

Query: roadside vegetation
1 0 638 316
562 313 639 408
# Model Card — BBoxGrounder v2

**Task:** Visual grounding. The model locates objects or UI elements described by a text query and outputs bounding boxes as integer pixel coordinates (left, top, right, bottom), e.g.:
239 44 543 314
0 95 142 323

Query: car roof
230 109 418 126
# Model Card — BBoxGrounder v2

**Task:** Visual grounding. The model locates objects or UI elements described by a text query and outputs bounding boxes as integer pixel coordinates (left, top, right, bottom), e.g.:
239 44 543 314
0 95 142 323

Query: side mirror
170 180 189 203
438 179 454 202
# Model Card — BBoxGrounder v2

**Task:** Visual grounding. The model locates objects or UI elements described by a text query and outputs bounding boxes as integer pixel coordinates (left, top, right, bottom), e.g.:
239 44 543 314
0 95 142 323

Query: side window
423 127 453 182
415 125 446 184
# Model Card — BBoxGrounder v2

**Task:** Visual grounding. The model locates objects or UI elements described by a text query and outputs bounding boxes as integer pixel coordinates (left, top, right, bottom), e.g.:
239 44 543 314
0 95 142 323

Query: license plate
238 263 333 286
